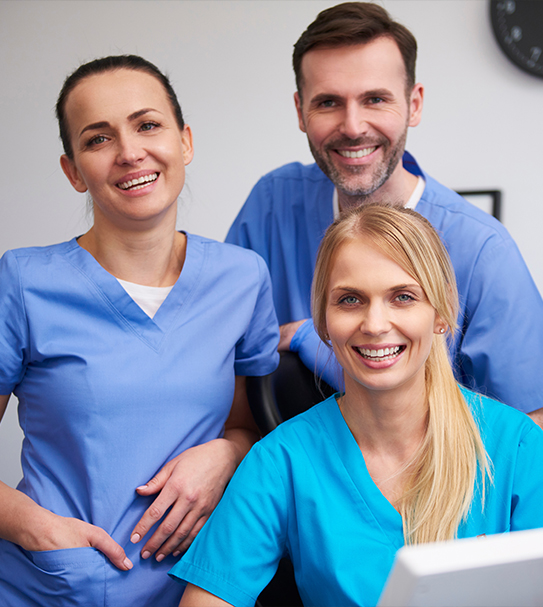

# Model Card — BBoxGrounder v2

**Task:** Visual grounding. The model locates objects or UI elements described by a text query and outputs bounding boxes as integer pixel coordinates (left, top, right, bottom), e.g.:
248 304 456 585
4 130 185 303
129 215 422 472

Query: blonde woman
171 205 543 607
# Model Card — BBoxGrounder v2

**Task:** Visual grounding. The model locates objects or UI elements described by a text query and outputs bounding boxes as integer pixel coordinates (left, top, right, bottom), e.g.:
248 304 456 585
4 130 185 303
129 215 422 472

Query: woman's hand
130 438 239 561
30 513 133 571
130 377 259 561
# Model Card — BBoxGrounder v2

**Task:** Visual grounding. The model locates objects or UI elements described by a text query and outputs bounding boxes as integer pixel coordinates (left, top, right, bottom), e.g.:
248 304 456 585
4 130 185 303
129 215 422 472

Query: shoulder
255 396 338 458
1 239 78 275
462 387 542 446
255 161 330 186
414 167 512 250
247 162 333 205
186 232 270 280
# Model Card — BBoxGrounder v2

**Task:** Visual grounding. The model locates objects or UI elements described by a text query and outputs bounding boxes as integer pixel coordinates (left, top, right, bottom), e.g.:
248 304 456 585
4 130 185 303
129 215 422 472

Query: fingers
86 525 133 571
144 508 209 562
135 465 171 496
131 478 184 547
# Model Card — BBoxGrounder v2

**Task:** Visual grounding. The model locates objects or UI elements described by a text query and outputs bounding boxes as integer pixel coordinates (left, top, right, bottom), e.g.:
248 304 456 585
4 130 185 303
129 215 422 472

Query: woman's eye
341 295 359 305
396 293 414 303
140 121 159 132
87 135 107 147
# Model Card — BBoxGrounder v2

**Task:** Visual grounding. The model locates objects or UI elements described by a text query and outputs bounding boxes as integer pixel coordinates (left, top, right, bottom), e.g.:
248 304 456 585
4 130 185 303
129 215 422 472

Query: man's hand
278 319 307 351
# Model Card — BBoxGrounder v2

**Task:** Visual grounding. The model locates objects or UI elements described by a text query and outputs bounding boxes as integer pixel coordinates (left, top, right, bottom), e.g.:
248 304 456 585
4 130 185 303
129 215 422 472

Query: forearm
222 426 260 468
180 583 232 607
528 407 543 431
0 480 55 550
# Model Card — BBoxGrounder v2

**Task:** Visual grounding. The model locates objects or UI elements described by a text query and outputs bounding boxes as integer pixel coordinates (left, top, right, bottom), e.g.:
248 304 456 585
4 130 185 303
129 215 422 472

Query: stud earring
439 327 445 334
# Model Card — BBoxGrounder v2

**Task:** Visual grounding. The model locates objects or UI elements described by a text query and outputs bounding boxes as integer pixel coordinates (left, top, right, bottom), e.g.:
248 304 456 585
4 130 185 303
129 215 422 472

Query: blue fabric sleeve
169 443 288 607
0 251 28 394
234 254 279 377
225 179 272 265
290 320 344 390
457 236 543 413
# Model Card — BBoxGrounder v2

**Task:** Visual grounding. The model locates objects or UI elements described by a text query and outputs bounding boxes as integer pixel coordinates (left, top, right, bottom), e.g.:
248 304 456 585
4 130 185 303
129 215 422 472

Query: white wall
1 0 542 486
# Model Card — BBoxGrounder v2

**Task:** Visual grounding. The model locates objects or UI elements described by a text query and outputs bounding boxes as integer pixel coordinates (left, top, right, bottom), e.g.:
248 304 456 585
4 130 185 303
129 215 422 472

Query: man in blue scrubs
226 2 543 423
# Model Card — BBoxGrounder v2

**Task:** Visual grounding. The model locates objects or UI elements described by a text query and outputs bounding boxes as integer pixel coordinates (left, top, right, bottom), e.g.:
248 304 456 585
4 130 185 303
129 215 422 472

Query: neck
339 375 428 457
78 216 186 287
337 166 419 213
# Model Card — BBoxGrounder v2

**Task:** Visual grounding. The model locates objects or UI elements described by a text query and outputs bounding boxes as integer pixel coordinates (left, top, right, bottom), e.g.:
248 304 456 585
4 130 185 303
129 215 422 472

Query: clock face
490 0 543 78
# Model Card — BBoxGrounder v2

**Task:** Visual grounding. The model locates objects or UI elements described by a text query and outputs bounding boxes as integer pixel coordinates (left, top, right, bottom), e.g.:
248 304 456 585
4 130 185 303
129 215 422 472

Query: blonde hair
312 204 491 545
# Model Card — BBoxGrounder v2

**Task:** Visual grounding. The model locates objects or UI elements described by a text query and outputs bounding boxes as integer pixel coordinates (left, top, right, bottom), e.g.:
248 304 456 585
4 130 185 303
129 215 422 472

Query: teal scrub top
170 389 543 606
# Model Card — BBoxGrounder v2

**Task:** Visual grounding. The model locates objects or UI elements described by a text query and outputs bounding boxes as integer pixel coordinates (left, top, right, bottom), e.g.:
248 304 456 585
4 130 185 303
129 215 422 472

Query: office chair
247 351 335 436
248 351 335 607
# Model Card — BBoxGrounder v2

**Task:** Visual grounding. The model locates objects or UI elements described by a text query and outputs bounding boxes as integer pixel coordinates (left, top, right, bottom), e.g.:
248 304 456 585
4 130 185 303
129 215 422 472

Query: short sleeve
0 251 29 394
457 236 543 413
234 254 279 377
169 442 288 607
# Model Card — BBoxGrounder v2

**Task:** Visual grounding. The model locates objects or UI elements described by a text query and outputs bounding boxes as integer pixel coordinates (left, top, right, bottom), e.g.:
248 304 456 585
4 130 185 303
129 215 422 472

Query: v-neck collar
60 232 205 351
317 395 404 549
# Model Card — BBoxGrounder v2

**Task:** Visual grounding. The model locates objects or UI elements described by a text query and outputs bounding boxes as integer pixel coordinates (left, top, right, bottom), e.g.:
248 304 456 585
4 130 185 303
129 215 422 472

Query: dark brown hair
56 55 185 159
293 2 417 97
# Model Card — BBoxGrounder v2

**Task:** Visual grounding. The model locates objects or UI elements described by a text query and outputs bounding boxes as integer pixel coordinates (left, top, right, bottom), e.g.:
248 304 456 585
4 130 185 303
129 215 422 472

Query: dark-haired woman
0 55 278 606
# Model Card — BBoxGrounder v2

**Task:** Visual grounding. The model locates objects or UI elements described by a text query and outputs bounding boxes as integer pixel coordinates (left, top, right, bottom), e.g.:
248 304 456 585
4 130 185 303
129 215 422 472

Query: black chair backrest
247 351 335 436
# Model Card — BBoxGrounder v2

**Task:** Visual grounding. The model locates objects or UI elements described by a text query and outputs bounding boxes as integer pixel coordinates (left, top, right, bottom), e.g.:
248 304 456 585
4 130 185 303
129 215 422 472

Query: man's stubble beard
308 124 408 210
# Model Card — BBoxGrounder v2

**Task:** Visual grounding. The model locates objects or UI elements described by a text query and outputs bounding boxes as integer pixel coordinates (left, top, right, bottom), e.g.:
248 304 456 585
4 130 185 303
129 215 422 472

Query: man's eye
368 97 384 104
321 100 336 108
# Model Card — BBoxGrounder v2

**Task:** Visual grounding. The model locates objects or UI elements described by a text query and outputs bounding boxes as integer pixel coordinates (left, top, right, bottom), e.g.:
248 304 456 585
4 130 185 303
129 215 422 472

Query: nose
339 101 369 140
361 301 391 336
116 133 146 166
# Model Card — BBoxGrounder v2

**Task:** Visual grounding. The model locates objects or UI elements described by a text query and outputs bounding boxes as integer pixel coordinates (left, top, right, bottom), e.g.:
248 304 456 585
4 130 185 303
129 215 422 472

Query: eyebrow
331 283 423 295
78 108 159 138
309 88 394 107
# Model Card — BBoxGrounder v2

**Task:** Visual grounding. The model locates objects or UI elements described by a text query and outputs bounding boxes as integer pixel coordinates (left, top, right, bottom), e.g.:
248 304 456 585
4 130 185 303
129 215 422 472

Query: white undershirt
332 175 425 219
117 278 173 319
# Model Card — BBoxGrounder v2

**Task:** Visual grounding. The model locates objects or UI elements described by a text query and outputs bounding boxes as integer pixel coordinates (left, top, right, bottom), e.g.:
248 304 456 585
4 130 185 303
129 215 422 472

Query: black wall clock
490 0 543 79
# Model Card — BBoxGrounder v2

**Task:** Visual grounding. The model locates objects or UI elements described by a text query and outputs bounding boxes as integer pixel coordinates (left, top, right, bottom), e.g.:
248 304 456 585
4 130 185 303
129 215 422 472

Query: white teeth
118 173 158 190
338 147 377 159
357 346 402 361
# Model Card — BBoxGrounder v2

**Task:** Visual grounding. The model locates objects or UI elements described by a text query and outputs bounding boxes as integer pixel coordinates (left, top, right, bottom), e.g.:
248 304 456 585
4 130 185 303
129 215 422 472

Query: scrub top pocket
0 541 109 607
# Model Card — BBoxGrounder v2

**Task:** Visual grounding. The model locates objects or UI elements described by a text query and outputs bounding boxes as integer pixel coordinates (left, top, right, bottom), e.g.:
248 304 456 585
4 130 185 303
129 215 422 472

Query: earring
439 327 445 334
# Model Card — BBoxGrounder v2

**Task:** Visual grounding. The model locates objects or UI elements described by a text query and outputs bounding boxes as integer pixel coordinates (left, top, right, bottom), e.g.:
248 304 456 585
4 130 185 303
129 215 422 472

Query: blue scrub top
170 389 543 607
0 233 279 607
226 154 543 413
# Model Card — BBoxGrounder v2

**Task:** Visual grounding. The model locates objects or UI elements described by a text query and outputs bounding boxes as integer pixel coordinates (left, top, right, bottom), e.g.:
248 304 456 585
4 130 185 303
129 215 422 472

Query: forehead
64 69 171 129
299 37 407 98
329 238 416 289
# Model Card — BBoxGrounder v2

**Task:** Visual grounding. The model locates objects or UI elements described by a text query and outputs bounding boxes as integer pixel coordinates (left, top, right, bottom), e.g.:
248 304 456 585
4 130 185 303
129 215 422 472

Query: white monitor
378 528 543 607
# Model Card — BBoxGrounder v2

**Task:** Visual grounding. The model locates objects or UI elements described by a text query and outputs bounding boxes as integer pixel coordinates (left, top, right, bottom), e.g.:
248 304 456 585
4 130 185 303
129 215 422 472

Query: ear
60 155 88 193
434 315 447 335
408 83 424 128
180 125 194 166
294 92 307 133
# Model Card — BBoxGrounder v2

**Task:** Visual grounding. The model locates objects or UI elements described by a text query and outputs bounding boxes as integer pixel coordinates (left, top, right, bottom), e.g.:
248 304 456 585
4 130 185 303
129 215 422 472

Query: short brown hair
293 2 417 96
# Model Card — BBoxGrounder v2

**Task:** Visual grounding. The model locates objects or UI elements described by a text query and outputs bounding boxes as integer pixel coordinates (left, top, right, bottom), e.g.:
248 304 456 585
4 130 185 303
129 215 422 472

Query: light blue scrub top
0 233 279 607
170 389 543 607
226 153 543 413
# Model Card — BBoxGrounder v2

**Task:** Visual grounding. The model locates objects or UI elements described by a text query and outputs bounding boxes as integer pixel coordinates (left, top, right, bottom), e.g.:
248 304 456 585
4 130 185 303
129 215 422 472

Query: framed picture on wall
456 190 502 222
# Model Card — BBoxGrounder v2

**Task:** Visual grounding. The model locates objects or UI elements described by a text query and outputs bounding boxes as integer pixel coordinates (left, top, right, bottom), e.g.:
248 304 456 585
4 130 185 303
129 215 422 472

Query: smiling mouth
354 345 405 361
117 173 158 191
337 146 377 159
